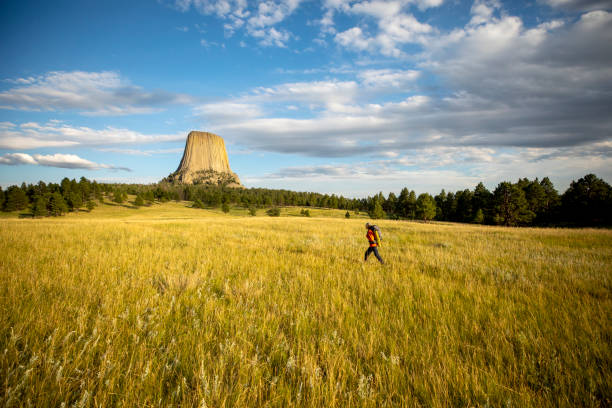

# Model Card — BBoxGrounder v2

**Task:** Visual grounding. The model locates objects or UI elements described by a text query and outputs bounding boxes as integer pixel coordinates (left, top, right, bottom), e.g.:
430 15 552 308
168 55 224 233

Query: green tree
3 186 28 212
48 192 68 216
383 192 397 216
493 182 535 226
406 190 417 219
416 193 437 221
68 192 83 212
134 194 144 207
369 199 385 219
31 195 49 217
248 206 257 216
473 208 485 224
86 200 96 212
192 199 205 209
222 202 230 213
113 190 125 204
472 182 492 223
266 207 281 217
345 211 350 219
561 173 612 225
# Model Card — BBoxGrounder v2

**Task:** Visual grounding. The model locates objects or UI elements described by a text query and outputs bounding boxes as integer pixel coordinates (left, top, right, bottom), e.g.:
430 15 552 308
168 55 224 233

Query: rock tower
165 131 242 187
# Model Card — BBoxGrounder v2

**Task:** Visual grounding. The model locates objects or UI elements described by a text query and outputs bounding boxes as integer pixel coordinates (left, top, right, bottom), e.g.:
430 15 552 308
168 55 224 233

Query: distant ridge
164 131 242 187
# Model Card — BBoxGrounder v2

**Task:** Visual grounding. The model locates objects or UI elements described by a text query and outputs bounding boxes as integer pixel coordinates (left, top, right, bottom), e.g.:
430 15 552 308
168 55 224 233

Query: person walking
364 223 384 264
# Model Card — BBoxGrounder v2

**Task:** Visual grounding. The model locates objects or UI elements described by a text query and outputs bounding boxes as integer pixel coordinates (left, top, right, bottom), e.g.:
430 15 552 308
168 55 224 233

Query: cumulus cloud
0 71 191 115
0 152 131 171
0 121 185 149
172 0 302 46
188 5 612 169
333 1 434 56
540 0 612 11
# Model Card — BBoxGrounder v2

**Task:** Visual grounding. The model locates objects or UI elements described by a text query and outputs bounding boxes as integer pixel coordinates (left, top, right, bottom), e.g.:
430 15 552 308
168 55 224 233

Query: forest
1 173 611 227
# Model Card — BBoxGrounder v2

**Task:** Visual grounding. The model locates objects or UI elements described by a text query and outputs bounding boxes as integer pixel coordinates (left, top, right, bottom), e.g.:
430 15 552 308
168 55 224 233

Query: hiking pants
365 246 384 264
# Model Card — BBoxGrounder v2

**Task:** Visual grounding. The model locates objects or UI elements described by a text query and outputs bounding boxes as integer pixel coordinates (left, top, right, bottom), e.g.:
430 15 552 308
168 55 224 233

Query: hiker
364 223 384 264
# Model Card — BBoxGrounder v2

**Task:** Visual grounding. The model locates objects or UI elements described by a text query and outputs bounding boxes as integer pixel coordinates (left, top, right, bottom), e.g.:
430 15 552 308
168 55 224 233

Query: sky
1 0 611 197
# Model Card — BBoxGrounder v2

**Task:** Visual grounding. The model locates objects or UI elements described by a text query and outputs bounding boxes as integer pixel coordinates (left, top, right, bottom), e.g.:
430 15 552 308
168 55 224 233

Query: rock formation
165 131 242 187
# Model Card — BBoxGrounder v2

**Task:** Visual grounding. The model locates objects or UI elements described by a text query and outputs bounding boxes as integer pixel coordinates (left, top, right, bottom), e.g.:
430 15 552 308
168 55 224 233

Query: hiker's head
365 222 371 229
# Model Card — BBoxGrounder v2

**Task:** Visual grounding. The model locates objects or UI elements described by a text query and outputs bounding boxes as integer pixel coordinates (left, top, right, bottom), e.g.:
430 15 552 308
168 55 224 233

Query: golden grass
1 201 610 407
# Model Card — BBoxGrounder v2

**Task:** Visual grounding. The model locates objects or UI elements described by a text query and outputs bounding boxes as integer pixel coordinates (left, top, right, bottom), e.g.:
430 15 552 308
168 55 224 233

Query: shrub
266 207 281 217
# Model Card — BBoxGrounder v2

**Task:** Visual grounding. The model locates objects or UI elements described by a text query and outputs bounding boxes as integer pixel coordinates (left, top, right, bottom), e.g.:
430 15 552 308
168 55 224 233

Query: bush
222 203 230 213
345 211 350 219
248 206 257 216
192 199 205 209
300 208 310 217
266 207 281 217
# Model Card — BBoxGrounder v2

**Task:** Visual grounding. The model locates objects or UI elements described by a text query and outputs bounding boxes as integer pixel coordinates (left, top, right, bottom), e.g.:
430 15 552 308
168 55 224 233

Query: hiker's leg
364 247 372 261
373 247 384 264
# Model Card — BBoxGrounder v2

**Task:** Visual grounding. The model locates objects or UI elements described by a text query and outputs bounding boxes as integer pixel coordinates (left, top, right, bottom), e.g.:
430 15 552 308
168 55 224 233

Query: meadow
1 200 610 407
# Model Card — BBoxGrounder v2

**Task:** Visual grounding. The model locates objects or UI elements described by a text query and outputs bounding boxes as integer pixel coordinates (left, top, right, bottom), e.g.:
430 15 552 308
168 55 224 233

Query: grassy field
1 200 610 407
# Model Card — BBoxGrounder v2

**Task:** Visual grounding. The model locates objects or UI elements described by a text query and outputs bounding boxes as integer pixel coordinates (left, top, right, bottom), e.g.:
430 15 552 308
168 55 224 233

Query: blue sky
1 0 611 197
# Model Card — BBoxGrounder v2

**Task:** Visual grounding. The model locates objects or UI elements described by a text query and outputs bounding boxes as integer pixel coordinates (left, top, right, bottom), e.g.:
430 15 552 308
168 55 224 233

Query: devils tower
165 131 242 187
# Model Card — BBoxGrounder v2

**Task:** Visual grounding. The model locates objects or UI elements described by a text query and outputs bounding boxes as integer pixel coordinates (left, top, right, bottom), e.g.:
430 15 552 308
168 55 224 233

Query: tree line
1 173 610 226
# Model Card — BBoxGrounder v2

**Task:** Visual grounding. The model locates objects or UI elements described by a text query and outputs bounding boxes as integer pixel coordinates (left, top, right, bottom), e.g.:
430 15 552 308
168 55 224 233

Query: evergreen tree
68 192 83 212
222 202 230 213
248 206 257 216
3 186 28 212
86 200 96 212
473 208 485 224
193 199 205 209
31 195 49 217
455 189 474 222
266 207 280 217
113 190 125 204
134 194 144 207
48 192 68 216
416 193 437 221
561 174 612 225
472 182 492 223
434 190 447 220
383 192 397 215
369 199 385 219
493 182 534 226
345 211 350 219
407 190 417 219
0 187 4 209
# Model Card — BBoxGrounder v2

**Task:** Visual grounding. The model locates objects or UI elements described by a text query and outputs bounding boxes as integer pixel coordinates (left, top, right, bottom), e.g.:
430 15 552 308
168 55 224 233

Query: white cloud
358 69 420 89
539 0 612 11
0 121 185 149
173 0 302 46
0 71 191 115
0 152 131 171
0 153 38 165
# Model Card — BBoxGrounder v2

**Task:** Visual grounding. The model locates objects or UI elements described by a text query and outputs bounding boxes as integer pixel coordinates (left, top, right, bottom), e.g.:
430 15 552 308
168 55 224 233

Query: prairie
1 201 610 407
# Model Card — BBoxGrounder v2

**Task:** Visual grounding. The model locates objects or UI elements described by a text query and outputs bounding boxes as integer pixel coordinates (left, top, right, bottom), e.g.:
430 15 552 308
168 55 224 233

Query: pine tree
3 186 28 212
86 200 96 212
134 194 144 207
222 203 230 213
345 211 350 219
31 195 49 217
68 192 83 212
48 192 68 216
416 193 437 221
248 206 257 216
369 199 385 219
113 190 124 204
493 182 535 226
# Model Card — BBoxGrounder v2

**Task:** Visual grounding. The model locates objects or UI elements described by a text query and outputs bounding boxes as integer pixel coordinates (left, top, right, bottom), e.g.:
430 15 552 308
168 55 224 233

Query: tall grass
1 202 610 407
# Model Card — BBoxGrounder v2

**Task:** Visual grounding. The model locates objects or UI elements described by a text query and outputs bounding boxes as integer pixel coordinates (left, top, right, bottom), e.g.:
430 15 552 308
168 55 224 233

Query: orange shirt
366 229 377 247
